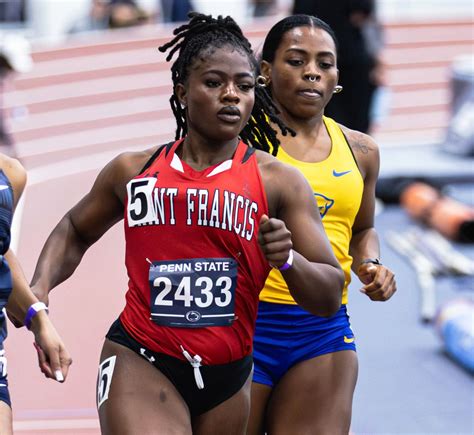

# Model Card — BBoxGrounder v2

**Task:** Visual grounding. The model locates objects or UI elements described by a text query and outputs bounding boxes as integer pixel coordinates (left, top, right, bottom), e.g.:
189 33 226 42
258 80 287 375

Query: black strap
241 146 256 163
139 141 174 174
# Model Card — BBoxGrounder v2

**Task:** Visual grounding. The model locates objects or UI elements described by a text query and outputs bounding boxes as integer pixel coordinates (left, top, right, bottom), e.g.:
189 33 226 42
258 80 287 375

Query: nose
304 72 321 83
304 63 321 83
222 82 240 103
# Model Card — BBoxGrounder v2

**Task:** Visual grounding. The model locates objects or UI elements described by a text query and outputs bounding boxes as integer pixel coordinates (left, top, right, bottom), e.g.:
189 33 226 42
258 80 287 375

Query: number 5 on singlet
149 258 237 328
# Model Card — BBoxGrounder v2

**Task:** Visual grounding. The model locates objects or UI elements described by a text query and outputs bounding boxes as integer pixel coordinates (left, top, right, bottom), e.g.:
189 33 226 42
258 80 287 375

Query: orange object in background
400 182 474 242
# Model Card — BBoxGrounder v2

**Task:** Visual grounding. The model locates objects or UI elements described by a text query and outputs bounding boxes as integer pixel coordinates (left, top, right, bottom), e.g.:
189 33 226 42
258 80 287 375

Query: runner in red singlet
30 13 344 434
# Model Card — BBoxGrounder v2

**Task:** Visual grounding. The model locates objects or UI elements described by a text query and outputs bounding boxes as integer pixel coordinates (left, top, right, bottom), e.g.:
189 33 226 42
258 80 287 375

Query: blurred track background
1 1 473 433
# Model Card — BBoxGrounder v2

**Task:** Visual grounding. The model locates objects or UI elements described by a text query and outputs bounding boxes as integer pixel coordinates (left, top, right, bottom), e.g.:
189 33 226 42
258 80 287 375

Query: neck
280 111 326 140
179 134 240 171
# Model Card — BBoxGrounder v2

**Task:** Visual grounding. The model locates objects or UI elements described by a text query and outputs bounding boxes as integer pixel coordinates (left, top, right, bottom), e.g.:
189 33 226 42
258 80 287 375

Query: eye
319 62 334 69
238 83 255 92
205 80 221 88
287 59 304 67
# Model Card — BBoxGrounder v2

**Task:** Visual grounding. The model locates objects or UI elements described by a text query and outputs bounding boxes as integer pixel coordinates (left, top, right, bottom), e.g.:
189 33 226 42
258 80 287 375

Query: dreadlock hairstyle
158 12 293 156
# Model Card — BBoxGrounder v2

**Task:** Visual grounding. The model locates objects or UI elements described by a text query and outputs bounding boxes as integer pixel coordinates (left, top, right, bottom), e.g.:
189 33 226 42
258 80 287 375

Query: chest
124 155 267 244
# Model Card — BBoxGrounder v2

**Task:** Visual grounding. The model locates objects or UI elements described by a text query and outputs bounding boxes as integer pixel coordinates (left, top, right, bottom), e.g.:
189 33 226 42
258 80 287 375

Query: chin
218 125 244 140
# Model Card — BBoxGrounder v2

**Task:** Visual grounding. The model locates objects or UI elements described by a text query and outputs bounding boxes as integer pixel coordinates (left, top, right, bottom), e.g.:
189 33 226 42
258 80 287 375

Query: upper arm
273 163 339 268
346 130 380 234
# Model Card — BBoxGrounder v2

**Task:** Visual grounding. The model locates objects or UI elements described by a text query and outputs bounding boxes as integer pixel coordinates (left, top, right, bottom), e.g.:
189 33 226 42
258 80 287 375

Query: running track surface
6 17 474 434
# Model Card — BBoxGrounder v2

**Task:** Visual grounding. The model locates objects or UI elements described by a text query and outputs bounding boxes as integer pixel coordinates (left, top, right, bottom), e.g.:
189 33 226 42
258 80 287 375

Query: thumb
366 265 378 275
259 214 269 225
358 264 378 285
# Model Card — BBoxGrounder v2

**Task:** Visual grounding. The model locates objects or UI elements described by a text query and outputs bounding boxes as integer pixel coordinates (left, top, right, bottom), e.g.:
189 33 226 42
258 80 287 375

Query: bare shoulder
338 124 380 177
103 145 160 186
255 149 307 183
255 149 312 215
339 124 379 156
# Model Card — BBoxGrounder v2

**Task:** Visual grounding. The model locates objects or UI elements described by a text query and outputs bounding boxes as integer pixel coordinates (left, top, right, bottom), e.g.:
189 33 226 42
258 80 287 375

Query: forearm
283 251 344 317
349 227 380 271
30 214 90 299
4 250 39 323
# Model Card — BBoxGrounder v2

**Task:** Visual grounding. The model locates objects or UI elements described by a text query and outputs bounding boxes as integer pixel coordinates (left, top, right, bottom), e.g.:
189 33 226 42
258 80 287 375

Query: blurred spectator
160 0 192 22
109 0 151 28
68 0 110 34
253 0 276 17
69 0 151 34
292 0 385 133
0 0 25 23
0 33 32 157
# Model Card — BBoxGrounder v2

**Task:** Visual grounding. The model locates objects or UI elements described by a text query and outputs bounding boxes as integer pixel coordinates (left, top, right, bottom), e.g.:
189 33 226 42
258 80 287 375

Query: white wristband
24 302 48 330
272 249 294 271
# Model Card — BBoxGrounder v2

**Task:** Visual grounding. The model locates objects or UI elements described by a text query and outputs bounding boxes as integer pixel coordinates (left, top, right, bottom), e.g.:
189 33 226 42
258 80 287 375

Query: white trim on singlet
170 153 233 178
207 159 232 177
170 153 184 173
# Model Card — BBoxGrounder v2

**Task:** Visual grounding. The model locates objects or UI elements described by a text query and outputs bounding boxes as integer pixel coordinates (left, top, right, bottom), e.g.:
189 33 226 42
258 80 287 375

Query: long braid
158 12 293 154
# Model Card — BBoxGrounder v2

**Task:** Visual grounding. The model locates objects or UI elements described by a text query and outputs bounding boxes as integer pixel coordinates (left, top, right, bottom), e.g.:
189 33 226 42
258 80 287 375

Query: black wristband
360 258 382 266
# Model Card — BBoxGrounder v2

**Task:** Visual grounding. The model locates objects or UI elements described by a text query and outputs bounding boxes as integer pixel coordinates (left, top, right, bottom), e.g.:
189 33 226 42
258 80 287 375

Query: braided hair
158 12 293 155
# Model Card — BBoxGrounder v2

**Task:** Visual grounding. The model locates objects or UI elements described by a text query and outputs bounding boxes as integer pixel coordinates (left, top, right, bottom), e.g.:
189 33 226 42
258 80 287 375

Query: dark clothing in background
292 0 378 133
161 0 192 22
0 0 25 22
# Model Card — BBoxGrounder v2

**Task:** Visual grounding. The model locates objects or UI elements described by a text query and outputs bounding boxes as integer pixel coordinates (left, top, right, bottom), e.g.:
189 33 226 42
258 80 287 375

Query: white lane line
14 143 152 251
28 144 149 187
13 418 99 430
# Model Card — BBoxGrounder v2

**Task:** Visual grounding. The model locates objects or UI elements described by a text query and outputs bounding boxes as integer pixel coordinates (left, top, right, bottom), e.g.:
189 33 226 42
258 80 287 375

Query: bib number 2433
149 258 237 328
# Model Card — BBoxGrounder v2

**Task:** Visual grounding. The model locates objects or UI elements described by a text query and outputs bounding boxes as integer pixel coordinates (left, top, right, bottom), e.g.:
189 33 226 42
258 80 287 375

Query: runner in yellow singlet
248 15 397 435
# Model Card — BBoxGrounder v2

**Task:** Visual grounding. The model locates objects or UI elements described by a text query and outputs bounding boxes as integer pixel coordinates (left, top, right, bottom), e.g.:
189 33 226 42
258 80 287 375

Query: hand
358 262 396 301
31 314 72 383
258 214 293 269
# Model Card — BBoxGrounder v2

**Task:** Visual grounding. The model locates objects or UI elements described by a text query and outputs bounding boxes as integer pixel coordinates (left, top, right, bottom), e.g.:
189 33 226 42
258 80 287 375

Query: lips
298 88 323 99
217 106 241 123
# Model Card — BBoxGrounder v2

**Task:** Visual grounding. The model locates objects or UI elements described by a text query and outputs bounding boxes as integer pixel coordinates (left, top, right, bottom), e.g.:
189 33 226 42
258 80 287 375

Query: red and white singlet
120 140 271 365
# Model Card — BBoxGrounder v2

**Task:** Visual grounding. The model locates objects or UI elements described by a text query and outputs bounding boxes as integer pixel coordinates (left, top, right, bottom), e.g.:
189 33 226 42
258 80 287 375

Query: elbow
313 266 344 317
320 297 342 318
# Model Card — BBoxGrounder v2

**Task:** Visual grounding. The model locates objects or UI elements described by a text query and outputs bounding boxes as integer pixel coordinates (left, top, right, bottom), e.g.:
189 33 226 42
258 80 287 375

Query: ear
175 83 187 108
259 60 272 84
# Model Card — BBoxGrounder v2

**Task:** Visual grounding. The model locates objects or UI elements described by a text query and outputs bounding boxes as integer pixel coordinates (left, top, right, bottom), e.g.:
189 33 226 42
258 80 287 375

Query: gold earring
256 75 268 88
333 85 343 94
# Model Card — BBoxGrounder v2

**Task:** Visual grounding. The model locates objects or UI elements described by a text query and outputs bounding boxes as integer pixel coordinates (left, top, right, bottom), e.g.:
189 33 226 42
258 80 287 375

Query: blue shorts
253 302 356 387
0 349 10 408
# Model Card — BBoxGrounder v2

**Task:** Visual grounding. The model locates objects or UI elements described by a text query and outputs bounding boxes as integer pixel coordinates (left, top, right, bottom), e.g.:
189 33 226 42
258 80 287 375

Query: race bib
149 258 237 328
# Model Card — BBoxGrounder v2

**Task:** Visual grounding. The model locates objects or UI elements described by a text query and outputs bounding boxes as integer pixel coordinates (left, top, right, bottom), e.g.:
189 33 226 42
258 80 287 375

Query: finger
363 273 394 301
361 268 386 293
258 215 282 235
259 239 292 259
366 265 378 277
358 264 379 285
34 342 54 379
258 214 272 236
381 276 397 300
59 349 73 382
43 343 65 382
360 287 384 301
258 229 291 248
